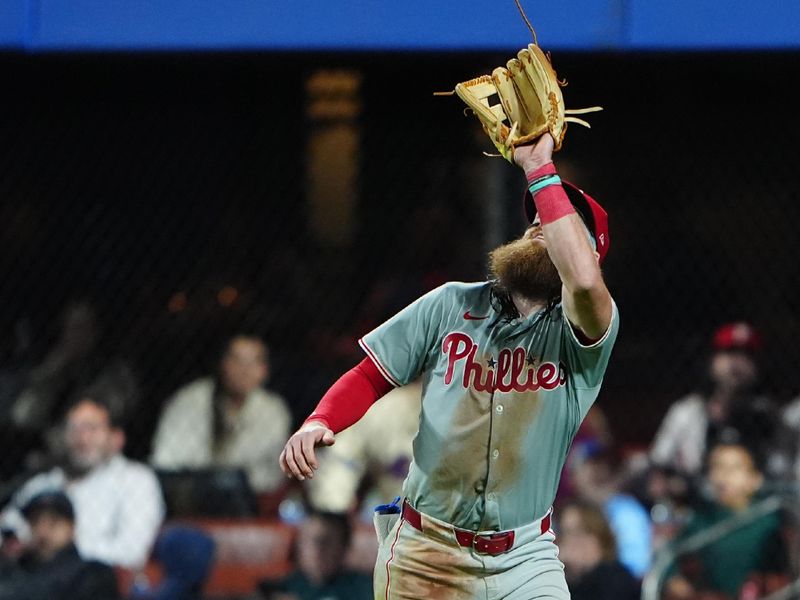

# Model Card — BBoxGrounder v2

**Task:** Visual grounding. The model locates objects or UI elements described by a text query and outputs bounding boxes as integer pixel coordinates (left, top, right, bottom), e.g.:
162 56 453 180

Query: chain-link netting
1 51 799 599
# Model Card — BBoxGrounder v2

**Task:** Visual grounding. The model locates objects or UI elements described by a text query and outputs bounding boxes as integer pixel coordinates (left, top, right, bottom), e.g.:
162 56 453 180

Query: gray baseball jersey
359 280 619 532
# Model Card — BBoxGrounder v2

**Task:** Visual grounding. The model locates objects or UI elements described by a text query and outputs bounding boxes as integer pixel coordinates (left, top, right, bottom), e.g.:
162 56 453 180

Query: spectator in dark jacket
664 439 790 600
254 509 372 600
0 490 119 600
556 499 641 600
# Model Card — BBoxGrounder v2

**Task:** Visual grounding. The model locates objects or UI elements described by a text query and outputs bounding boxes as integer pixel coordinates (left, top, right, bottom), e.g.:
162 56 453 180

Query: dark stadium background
1 50 798 462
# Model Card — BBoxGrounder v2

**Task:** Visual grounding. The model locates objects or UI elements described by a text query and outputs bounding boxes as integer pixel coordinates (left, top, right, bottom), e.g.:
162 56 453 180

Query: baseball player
279 133 619 599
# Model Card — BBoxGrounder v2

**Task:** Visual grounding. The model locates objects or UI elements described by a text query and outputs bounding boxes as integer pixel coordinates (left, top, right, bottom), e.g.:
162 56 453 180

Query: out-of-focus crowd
1 299 799 600
548 320 800 600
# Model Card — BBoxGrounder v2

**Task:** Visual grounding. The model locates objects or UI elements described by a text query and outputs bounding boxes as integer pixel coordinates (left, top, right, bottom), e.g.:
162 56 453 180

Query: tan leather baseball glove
440 42 602 161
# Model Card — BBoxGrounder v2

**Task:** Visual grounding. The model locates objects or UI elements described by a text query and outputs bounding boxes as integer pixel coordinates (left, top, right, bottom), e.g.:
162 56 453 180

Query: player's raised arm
278 357 393 480
513 135 612 341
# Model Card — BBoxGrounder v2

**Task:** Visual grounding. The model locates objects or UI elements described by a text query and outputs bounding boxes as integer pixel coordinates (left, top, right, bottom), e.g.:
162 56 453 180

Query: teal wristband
528 174 562 195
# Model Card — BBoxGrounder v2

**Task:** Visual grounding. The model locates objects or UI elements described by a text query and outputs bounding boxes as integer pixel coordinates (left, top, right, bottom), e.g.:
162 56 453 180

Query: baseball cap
21 490 75 523
523 182 610 264
712 322 763 353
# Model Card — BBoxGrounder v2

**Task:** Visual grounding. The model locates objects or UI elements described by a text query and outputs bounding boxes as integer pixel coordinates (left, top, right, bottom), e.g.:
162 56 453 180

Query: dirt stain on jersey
427 387 492 516
490 390 542 489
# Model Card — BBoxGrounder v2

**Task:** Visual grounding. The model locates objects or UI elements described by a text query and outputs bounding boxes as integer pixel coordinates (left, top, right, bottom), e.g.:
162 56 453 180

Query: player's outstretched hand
278 422 335 481
513 133 555 173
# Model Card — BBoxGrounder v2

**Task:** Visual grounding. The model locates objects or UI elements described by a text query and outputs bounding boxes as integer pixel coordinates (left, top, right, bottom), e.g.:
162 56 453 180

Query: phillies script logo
442 332 566 393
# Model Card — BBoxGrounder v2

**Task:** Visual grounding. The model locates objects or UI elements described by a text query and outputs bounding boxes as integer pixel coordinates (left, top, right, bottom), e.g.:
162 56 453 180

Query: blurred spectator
650 322 788 484
643 463 695 555
0 317 34 427
0 490 119 600
1 393 165 569
556 404 613 504
663 438 790 600
556 499 641 600
253 510 372 600
10 301 140 467
778 394 800 482
306 379 421 518
129 525 215 600
569 443 652 578
150 334 291 498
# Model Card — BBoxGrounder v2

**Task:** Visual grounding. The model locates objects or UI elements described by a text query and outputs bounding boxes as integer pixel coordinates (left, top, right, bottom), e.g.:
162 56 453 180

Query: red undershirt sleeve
303 357 395 434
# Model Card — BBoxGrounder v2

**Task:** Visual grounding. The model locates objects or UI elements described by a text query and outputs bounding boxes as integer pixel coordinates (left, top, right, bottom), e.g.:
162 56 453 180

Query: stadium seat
117 519 296 599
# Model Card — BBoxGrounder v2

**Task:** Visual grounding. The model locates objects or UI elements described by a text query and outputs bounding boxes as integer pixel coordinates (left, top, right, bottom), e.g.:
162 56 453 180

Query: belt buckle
472 530 515 556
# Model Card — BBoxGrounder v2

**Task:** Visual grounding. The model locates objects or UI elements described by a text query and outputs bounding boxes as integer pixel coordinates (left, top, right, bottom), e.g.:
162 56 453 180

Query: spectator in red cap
648 321 789 500
711 322 763 355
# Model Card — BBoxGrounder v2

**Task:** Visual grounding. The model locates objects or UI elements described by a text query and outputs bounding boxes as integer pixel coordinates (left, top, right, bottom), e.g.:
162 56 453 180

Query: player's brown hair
489 283 560 325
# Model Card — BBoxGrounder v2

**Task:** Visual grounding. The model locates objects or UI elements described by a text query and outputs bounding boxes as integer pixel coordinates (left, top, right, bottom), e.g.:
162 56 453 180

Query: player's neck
511 293 547 319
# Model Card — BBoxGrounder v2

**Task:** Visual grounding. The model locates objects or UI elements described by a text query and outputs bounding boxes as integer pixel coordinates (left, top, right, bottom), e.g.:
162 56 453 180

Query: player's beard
488 237 562 303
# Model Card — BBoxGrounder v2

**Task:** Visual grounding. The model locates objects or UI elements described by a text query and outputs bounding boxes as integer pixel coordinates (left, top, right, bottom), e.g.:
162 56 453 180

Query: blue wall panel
2 0 799 52
628 0 800 49
0 0 29 48
28 0 619 51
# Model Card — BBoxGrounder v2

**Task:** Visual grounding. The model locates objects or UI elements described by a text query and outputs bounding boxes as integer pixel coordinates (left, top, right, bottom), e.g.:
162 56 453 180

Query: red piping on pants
385 519 404 599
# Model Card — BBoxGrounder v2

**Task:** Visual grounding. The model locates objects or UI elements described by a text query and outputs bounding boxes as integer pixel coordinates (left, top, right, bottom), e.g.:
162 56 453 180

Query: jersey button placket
485 382 502 525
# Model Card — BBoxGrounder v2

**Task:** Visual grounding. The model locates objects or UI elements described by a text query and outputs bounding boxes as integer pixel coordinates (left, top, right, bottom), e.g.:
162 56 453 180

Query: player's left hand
513 133 555 173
